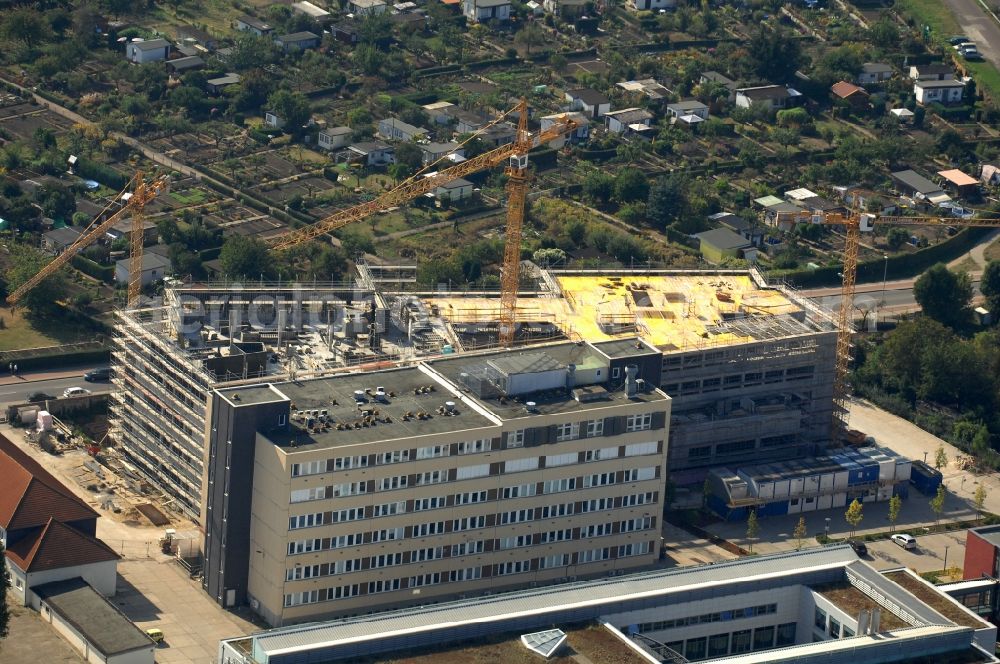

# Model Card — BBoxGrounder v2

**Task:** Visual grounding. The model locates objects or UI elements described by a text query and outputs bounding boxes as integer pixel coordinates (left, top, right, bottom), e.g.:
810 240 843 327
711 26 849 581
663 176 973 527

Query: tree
981 260 1000 320
4 247 68 314
0 540 8 638
347 107 374 130
613 168 649 204
514 23 545 55
885 227 909 251
266 90 311 135
748 28 802 82
913 263 972 329
929 484 946 523
746 510 759 554
1 7 50 48
35 184 76 221
869 16 899 48
793 516 807 551
219 236 270 279
845 498 864 537
647 175 685 229
934 444 948 470
394 142 424 172
974 483 987 521
582 171 615 206
888 494 901 533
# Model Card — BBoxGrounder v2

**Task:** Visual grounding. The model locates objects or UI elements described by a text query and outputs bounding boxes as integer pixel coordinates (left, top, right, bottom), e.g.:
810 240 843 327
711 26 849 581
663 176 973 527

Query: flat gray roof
219 366 498 449
33 578 152 656
971 524 1000 549
427 343 666 420
591 337 657 359
233 547 871 657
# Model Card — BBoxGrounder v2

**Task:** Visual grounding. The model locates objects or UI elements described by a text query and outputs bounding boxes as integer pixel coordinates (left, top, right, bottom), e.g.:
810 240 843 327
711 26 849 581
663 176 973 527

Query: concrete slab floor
114 560 257 664
0 597 84 664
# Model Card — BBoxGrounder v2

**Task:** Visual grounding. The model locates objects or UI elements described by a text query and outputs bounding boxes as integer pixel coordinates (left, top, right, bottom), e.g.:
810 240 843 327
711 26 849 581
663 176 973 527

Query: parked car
26 392 54 403
891 533 917 549
953 41 976 51
949 35 970 45
963 48 982 61
62 387 91 398
848 540 868 556
84 368 111 382
145 628 164 644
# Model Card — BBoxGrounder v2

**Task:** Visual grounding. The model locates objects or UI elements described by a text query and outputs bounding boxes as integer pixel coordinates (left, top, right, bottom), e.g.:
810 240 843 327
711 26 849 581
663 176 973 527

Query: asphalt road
0 375 112 404
942 0 1000 67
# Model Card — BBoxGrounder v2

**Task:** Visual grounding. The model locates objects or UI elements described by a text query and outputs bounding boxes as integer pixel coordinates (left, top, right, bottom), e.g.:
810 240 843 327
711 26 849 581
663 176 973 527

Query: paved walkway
0 365 101 386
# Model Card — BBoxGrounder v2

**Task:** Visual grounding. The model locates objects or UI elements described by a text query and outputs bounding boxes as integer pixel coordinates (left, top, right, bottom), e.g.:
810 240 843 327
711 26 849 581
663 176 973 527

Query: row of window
283 542 657 606
290 441 491 478
661 364 816 397
659 623 797 661
814 607 856 639
636 604 778 633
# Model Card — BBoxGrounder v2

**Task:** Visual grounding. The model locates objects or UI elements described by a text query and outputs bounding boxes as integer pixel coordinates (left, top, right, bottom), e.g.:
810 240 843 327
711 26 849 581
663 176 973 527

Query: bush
76 158 127 190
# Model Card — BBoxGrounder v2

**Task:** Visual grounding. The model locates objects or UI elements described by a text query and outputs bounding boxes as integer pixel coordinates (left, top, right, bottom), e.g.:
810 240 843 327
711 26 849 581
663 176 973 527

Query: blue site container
758 500 790 517
856 458 880 484
708 494 749 522
892 483 909 499
910 461 943 496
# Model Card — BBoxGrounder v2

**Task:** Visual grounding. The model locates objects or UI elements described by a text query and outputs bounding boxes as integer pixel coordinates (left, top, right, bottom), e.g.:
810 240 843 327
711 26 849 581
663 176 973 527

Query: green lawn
170 189 208 205
897 0 1000 103
0 306 90 351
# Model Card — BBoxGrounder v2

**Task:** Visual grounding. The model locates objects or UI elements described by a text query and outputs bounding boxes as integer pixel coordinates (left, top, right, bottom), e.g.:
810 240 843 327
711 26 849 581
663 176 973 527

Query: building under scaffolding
110 266 839 517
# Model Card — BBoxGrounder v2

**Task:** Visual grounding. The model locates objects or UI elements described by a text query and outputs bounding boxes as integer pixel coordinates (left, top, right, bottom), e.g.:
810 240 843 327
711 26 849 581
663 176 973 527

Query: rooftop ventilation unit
525 401 539 414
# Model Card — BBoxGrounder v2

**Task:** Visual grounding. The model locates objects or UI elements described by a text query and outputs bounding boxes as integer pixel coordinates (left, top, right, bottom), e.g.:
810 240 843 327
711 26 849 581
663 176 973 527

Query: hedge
0 349 110 372
70 254 115 282
414 64 462 78
776 226 993 288
77 158 128 190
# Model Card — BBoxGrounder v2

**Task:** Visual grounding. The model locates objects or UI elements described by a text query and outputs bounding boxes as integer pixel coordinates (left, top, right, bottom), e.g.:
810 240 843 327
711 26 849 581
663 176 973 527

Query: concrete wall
10 559 117 607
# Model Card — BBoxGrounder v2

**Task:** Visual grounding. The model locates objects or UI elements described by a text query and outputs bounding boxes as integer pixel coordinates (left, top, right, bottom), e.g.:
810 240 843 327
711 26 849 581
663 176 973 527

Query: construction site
109 263 839 520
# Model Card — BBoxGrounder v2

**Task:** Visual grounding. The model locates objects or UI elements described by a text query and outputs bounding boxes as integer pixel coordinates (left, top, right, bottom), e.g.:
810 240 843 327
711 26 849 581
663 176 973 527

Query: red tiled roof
6 518 119 573
0 432 98 530
831 81 868 99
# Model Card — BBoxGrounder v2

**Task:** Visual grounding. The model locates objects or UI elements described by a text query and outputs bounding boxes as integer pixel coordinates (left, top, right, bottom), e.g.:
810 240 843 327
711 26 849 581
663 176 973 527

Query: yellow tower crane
775 208 1000 440
268 99 575 347
7 172 168 309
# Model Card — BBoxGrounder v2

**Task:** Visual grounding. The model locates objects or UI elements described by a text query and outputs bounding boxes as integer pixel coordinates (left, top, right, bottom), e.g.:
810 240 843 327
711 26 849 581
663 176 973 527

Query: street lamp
943 545 950 572
881 255 888 307
825 517 831 540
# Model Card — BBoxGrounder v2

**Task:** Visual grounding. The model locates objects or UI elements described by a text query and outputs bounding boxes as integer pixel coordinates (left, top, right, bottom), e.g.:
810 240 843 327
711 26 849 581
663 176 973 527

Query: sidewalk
0 365 98 386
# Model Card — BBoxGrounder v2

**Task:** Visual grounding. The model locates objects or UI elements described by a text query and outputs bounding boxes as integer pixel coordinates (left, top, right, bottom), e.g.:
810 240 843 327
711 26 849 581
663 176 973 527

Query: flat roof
426 343 666 420
892 169 942 194
939 169 978 187
33 578 152 656
971 524 1000 549
218 366 498 449
423 272 817 352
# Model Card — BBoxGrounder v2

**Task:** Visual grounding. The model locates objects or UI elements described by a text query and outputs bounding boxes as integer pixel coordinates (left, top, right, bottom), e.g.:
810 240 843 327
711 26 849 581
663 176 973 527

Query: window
497 560 531 575
450 567 482 582
546 452 577 467
585 522 612 537
842 626 855 638
688 446 712 459
278 414 287 426
333 455 368 470
624 441 658 457
287 539 321 555
414 521 444 537
409 572 441 587
451 541 484 556
374 501 406 517
456 464 489 480
578 547 609 563
620 516 652 532
291 460 325 477
540 554 570 569
626 413 652 432
555 422 579 442
284 589 319 607
458 439 491 455
814 607 827 631
500 509 534 524
541 502 574 518
411 547 443 562
333 507 364 523
618 541 651 557
753 626 774 651
506 430 525 448
414 496 445 511
456 490 488 505
584 472 616 488
612 367 621 379
541 529 572 543
416 445 448 460
828 617 841 638
776 623 796 647
544 477 577 494
685 637 706 661
378 450 410 465
290 486 327 503
416 470 445 486
583 497 613 512
500 534 532 549
330 558 360 574
286 564 320 581
379 475 408 491
289 513 324 530
453 515 486 531
716 440 755 455
331 481 366 497
504 457 539 473
503 483 537 499
368 579 401 594
372 527 403 542
708 633 729 658
586 419 604 437
731 630 751 654
622 491 655 507
332 533 363 549
625 466 657 482
585 446 619 462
